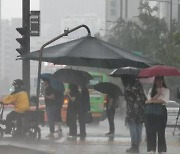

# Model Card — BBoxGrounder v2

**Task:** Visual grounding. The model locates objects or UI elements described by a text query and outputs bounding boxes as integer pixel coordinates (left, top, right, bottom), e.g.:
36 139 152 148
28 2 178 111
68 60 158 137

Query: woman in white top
145 76 170 154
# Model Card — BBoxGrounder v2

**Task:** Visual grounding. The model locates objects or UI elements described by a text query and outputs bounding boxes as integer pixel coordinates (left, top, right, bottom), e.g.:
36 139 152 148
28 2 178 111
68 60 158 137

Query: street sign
30 11 40 36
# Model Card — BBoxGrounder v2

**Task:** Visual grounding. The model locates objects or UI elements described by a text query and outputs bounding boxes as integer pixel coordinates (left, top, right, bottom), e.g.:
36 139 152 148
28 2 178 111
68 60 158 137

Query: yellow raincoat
3 91 30 113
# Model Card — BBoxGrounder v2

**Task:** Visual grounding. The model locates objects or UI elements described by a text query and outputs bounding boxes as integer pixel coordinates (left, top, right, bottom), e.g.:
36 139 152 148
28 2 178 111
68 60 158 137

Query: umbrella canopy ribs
19 36 159 69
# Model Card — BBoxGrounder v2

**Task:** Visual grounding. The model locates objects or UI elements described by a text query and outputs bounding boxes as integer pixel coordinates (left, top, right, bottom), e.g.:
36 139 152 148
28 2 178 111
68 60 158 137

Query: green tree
108 1 180 67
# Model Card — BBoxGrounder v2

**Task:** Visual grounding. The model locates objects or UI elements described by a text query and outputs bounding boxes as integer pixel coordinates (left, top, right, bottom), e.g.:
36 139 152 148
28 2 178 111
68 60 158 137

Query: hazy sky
1 0 39 19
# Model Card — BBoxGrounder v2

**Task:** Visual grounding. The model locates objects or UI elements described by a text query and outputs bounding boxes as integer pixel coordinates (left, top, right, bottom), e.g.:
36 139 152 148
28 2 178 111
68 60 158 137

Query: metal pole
125 0 128 19
120 0 123 18
139 0 143 14
170 0 172 37
178 2 180 31
36 24 91 110
22 0 30 95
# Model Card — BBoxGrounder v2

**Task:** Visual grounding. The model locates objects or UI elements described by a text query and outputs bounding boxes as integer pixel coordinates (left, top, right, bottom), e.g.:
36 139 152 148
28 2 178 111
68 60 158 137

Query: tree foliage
107 1 180 67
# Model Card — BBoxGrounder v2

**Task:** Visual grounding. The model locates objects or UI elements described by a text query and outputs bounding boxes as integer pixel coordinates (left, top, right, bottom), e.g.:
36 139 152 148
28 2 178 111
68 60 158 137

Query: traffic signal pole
22 0 30 95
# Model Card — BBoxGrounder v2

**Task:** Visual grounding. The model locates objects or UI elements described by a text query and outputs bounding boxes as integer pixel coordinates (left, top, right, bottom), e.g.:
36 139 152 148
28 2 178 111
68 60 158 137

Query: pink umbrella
139 65 180 77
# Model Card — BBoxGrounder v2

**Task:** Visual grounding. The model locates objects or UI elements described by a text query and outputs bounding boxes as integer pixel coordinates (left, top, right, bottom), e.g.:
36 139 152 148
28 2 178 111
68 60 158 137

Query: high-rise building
0 18 22 94
39 0 105 39
148 0 180 30
105 0 142 30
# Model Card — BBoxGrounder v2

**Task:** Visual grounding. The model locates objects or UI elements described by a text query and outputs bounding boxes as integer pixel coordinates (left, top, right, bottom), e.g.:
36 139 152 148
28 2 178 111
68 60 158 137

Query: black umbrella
93 82 123 97
109 67 141 77
52 68 93 85
19 36 159 69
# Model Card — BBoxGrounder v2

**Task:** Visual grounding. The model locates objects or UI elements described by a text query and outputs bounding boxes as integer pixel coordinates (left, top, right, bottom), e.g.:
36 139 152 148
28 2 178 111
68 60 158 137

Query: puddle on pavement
0 145 49 154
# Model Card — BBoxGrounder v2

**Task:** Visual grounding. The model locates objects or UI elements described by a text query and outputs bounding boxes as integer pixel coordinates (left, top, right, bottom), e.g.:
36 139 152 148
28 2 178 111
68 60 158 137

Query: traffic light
16 27 27 55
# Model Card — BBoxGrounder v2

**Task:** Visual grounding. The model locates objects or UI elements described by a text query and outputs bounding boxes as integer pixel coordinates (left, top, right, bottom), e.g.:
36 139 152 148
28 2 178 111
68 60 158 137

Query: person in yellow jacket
1 79 30 134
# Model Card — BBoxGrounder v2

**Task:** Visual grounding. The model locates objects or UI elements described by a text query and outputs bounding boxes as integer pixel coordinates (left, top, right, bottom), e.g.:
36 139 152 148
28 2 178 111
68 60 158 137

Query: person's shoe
4 129 11 134
126 147 139 153
0 119 6 125
55 129 62 133
80 136 86 141
105 132 114 136
67 134 77 140
158 152 166 154
77 133 86 137
67 133 77 137
45 133 55 139
147 151 155 154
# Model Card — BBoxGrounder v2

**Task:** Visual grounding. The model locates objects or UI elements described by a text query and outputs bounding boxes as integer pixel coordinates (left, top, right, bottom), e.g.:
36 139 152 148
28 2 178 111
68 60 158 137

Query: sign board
133 51 142 56
30 11 40 36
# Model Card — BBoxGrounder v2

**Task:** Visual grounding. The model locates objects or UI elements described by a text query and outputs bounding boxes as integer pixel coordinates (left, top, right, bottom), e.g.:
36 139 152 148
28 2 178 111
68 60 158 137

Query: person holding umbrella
42 78 56 139
41 73 65 136
122 75 146 153
105 92 120 136
93 82 122 136
65 84 82 138
145 76 170 154
78 84 91 139
52 81 65 135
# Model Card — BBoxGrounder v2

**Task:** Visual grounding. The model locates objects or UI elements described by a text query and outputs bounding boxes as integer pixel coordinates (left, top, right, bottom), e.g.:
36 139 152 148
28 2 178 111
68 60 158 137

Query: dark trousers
46 106 55 134
145 108 167 152
106 108 115 133
129 122 143 148
78 113 86 136
67 111 86 136
54 105 62 122
68 111 77 136
6 111 23 133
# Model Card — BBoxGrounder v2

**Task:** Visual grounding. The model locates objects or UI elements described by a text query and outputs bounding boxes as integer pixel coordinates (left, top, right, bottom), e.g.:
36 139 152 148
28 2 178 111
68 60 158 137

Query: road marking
52 137 131 145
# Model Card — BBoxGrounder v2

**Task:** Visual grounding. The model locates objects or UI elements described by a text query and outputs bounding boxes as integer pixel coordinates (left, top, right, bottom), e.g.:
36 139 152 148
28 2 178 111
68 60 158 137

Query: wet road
1 114 180 154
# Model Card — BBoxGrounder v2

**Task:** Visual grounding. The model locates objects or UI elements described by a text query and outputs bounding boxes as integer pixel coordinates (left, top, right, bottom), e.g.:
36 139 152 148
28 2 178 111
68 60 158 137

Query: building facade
148 0 180 30
0 18 22 94
105 0 142 30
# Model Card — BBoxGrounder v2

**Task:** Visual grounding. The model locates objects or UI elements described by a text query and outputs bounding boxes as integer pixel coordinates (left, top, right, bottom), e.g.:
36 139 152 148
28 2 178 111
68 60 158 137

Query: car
166 100 180 127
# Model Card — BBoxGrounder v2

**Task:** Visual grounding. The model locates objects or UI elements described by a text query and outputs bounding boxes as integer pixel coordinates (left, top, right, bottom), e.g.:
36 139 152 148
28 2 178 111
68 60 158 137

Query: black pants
54 105 62 122
46 106 55 134
145 107 167 152
106 108 115 133
78 113 86 137
6 111 23 133
67 110 77 136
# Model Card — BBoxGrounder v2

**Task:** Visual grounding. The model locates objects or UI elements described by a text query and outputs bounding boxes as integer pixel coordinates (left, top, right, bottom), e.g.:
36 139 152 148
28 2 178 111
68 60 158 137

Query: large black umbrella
93 82 123 97
19 36 158 69
52 68 93 85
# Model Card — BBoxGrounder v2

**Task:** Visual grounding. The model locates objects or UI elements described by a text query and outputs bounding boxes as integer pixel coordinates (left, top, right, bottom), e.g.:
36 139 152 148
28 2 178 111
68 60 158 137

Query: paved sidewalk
1 134 180 154
1 117 180 154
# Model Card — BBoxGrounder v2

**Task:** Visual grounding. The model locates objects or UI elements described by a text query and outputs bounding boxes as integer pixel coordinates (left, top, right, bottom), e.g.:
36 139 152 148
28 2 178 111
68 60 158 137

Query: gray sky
1 0 39 19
